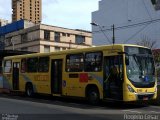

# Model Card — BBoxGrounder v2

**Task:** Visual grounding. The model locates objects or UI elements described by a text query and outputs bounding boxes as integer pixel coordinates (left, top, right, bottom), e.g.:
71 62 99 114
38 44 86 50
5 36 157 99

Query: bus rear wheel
26 84 34 97
87 87 100 105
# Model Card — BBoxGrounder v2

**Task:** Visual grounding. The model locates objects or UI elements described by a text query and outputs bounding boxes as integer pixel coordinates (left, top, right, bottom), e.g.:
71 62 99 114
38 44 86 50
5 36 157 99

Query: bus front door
104 56 123 100
51 59 62 94
12 62 20 90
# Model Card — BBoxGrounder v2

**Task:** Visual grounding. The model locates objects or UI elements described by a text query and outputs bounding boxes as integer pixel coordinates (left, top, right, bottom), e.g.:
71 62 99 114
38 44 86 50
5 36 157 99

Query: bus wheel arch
85 84 100 105
25 82 34 97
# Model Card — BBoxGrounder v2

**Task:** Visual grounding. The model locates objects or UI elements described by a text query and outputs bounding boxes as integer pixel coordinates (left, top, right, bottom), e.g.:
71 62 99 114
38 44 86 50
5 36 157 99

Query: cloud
0 0 99 30
0 0 11 21
42 0 99 30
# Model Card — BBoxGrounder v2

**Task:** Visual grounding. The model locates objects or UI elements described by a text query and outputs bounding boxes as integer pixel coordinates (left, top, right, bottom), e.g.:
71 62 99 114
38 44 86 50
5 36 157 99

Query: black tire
26 84 34 97
87 87 100 105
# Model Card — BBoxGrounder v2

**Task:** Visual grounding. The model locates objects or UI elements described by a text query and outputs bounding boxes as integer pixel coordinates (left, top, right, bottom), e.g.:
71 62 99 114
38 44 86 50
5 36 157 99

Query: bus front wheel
26 84 34 97
87 87 100 105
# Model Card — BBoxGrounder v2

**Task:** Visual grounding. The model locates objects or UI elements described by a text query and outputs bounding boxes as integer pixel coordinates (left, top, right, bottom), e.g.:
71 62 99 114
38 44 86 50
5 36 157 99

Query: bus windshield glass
125 46 155 88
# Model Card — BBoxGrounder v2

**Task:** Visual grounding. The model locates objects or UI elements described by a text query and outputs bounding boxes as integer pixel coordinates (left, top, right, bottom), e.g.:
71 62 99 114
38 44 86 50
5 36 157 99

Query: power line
123 22 152 43
92 18 160 33
142 0 153 20
91 22 111 44
98 26 111 44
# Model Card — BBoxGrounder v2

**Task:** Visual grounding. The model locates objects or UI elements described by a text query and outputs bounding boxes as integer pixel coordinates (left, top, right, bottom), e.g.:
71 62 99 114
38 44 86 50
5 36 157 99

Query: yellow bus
2 44 157 104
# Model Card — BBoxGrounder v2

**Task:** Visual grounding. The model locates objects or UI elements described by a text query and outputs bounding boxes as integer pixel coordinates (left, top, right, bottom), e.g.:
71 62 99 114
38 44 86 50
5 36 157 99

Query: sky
0 0 100 30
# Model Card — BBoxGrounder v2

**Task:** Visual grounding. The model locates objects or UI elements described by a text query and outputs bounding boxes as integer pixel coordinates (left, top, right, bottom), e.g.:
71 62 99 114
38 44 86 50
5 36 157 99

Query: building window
66 54 84 72
84 52 103 72
62 48 67 50
67 34 70 37
38 57 49 72
75 35 85 44
44 45 50 53
62 33 66 36
55 47 60 51
27 57 38 72
21 47 28 51
5 37 12 46
44 30 50 40
21 33 28 43
54 32 60 42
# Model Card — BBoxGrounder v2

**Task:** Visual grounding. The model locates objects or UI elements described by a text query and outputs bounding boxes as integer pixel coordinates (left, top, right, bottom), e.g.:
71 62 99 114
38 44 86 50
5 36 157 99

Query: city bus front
123 46 157 102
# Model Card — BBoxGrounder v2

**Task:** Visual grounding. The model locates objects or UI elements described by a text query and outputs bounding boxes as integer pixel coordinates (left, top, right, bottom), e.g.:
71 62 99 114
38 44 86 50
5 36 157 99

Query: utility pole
112 24 115 45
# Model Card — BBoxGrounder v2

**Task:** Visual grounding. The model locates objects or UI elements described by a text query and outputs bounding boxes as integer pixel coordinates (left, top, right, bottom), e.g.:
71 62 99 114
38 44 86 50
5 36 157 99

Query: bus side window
4 60 12 73
84 52 102 72
21 59 26 73
0 60 2 74
38 57 49 72
27 57 38 73
66 54 84 72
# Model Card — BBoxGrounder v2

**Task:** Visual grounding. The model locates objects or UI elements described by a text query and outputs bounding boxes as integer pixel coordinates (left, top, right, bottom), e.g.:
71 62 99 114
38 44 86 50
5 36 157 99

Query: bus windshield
125 46 156 88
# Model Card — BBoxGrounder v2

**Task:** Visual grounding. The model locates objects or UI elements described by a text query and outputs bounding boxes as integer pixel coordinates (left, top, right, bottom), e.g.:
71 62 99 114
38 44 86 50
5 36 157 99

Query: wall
92 0 160 48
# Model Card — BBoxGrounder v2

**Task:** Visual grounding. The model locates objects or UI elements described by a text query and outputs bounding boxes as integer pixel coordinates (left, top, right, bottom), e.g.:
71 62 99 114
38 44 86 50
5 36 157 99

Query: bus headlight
127 84 135 93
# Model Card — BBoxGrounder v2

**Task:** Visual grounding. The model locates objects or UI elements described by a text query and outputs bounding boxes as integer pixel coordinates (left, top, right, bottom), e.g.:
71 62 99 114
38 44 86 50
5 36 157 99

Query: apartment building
5 24 92 53
12 0 42 23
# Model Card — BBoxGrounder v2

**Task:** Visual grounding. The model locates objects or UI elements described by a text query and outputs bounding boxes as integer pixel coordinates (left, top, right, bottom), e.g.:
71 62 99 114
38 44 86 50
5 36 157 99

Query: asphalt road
0 94 160 120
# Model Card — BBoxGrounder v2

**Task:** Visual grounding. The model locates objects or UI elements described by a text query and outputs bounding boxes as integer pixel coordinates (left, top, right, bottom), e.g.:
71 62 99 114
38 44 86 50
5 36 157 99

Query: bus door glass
51 59 63 94
104 55 123 100
12 62 20 90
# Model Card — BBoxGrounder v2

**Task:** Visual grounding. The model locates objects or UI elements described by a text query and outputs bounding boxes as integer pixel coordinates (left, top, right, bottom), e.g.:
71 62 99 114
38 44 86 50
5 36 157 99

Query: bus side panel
3 73 12 90
20 73 51 94
62 71 103 99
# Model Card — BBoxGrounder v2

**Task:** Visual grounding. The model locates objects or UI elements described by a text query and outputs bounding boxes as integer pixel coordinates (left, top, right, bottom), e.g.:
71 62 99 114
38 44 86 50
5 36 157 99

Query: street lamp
90 22 99 26
91 22 111 44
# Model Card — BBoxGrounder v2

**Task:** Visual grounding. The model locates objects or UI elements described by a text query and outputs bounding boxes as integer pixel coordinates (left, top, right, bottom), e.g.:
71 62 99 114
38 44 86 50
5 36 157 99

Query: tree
136 35 157 49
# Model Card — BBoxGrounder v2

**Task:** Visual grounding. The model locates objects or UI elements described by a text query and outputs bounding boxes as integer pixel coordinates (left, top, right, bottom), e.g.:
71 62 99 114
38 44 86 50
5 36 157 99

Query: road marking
150 111 160 114
122 110 142 113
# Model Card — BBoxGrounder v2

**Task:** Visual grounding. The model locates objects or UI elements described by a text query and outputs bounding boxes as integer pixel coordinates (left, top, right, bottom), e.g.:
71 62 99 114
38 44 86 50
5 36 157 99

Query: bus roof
3 44 150 60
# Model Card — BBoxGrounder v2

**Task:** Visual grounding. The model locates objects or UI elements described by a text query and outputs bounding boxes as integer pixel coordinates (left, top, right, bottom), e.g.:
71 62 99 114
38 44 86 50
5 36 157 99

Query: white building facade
92 0 160 48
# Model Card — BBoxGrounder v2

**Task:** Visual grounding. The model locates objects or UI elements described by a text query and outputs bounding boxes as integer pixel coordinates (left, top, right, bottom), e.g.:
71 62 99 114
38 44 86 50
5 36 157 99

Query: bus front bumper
124 92 157 102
